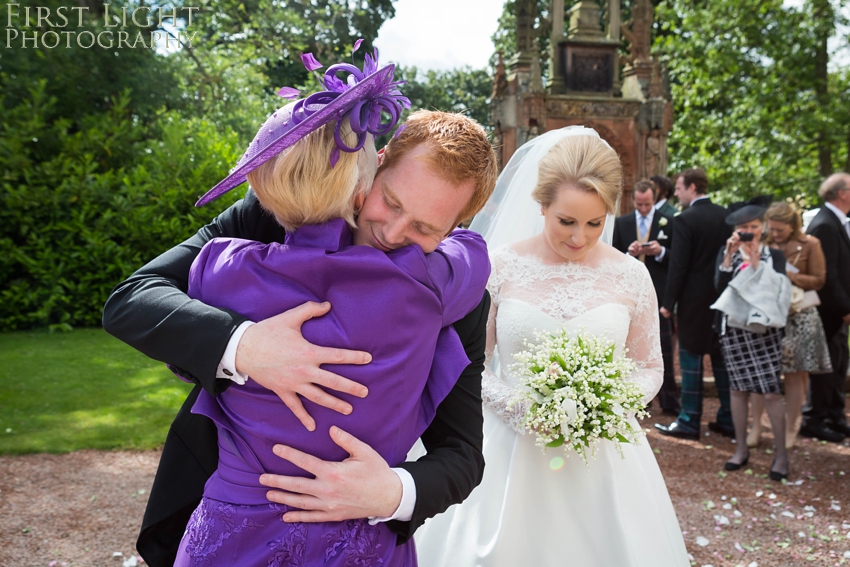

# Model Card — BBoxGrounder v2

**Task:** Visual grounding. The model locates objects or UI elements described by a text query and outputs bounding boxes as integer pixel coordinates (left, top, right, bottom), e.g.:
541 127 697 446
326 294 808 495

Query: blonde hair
765 201 803 243
247 117 377 232
532 135 622 214
378 110 498 225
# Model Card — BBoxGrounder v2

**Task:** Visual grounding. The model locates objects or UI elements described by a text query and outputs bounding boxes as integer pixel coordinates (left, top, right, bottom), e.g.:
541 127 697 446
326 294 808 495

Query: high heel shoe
769 458 788 482
724 455 749 471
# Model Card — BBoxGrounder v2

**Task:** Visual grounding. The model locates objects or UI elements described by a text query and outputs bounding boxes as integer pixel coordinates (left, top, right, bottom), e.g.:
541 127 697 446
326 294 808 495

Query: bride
415 127 690 566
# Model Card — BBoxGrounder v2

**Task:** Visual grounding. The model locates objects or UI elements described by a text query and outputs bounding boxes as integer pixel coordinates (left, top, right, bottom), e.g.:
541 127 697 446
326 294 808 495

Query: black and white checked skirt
720 326 784 394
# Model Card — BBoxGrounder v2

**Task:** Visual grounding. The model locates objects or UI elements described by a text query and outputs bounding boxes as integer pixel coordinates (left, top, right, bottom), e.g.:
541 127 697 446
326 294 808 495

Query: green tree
653 0 850 203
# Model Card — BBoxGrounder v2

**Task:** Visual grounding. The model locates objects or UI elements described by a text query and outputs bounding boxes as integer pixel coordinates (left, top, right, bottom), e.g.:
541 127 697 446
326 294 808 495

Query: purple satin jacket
187 218 490 505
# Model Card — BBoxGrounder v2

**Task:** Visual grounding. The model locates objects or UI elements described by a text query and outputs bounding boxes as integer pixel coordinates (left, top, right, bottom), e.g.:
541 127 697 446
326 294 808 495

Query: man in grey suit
800 172 850 442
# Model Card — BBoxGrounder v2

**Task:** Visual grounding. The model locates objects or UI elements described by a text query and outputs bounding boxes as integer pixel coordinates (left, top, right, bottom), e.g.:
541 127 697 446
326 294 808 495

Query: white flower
658 216 668 227
560 397 578 428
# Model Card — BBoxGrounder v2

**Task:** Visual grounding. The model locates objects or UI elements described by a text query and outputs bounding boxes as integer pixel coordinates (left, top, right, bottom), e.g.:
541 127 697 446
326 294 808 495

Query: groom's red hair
379 110 498 224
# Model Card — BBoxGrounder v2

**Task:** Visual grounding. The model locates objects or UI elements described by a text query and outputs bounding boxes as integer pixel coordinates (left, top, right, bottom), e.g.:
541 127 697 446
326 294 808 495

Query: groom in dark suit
102 111 498 566
613 180 679 414
654 168 734 439
800 172 850 442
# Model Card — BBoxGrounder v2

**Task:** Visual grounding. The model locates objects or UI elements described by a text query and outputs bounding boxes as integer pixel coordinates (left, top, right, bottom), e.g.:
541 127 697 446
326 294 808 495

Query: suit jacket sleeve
390 292 489 543
663 214 693 311
808 221 850 316
102 190 280 394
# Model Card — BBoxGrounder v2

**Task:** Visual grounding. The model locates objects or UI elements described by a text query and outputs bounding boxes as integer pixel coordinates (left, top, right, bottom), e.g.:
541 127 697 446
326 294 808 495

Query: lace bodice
482 246 664 432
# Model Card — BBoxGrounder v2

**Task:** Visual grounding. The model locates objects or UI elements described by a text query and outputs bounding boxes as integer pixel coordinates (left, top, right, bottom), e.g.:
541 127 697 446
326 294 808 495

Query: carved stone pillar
608 0 622 95
547 0 565 94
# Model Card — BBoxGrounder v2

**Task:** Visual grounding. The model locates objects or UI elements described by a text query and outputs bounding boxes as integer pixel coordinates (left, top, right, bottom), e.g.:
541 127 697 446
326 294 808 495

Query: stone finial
492 52 508 99
530 56 544 93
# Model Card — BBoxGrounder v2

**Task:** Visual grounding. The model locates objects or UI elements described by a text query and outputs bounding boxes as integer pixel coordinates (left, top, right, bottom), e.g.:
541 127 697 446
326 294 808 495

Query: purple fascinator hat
196 41 411 207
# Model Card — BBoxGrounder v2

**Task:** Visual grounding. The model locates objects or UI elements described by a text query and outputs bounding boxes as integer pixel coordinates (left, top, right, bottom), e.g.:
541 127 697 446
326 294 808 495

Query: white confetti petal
844 551 850 559
696 536 710 547
733 510 743 517
113 552 124 558
831 504 841 511
122 556 138 567
734 541 746 553
756 491 764 497
798 532 806 538
768 493 777 499
723 503 733 510
748 562 758 567
714 514 730 525
782 511 795 518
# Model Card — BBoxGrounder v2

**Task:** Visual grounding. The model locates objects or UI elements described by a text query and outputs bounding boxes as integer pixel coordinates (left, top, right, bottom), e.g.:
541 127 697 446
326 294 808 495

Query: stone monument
490 0 673 213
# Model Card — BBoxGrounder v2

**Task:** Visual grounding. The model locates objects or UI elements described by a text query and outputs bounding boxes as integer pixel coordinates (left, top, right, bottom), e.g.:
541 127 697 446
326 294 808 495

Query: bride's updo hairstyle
531 134 622 215
247 116 378 232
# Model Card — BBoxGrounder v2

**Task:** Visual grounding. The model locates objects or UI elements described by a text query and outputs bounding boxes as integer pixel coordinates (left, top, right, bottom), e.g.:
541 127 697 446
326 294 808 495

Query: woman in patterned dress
747 202 831 448
714 198 791 480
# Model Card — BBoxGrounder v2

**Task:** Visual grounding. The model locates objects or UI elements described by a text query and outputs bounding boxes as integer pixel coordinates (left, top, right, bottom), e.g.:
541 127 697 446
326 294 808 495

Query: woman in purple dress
171 53 491 567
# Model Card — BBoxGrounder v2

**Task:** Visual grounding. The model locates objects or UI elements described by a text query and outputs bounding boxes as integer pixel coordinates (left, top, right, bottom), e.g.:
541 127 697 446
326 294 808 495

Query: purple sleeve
187 238 249 302
425 229 491 327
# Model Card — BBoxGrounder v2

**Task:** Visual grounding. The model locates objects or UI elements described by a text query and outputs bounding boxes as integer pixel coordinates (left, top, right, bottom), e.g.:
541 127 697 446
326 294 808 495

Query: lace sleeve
481 250 528 433
625 262 663 404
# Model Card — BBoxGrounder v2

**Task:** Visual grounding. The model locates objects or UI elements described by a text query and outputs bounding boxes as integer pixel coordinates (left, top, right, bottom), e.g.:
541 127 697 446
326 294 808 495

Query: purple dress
173 218 490 567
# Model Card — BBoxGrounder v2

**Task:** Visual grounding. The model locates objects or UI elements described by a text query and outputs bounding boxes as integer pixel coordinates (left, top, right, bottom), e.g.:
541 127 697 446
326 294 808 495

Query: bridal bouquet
510 329 648 466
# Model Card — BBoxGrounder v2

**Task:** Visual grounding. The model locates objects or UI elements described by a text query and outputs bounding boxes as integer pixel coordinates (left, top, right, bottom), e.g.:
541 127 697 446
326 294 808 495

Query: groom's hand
259 426 402 522
236 301 372 431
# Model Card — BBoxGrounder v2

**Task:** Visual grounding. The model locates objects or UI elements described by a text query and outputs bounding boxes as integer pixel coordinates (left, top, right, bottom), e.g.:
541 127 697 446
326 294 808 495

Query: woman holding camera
747 202 831 449
712 196 791 480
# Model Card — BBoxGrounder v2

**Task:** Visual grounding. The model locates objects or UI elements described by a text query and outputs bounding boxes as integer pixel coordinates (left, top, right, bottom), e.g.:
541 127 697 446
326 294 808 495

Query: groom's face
354 143 475 253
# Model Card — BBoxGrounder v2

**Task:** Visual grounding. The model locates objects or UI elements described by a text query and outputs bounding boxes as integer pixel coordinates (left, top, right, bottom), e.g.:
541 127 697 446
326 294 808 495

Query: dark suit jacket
102 190 488 567
611 210 674 304
663 198 733 354
806 206 850 338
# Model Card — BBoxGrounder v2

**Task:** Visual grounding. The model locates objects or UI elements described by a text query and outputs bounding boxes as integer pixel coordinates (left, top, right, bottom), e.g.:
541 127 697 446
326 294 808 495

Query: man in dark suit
654 168 734 439
651 174 679 218
102 111 497 566
612 180 679 415
800 172 850 442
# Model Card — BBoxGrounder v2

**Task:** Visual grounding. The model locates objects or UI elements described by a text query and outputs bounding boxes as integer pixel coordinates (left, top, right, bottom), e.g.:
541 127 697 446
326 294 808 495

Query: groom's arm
388 292 489 542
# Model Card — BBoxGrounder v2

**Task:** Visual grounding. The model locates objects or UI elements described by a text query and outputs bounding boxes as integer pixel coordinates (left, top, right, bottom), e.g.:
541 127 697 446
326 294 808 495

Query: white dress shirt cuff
655 247 666 262
216 321 254 384
368 467 416 524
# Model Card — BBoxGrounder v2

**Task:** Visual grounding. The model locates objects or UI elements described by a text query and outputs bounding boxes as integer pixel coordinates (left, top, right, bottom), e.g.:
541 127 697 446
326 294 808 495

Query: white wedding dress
415 246 690 567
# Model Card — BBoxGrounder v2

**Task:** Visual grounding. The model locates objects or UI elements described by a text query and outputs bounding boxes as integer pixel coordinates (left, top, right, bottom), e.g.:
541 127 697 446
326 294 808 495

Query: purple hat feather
197 43 409 207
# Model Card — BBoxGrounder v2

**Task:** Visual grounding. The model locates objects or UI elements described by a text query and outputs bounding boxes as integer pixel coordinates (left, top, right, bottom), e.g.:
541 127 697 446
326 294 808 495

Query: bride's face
541 185 608 261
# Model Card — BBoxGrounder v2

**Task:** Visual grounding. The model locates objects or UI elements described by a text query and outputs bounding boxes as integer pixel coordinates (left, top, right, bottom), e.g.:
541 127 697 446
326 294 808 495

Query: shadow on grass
0 328 194 454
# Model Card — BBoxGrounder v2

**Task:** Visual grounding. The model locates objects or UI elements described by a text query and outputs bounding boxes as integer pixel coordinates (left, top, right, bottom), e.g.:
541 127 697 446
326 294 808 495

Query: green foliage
0 328 193 454
653 0 850 203
389 66 493 136
0 81 244 331
2 1 403 330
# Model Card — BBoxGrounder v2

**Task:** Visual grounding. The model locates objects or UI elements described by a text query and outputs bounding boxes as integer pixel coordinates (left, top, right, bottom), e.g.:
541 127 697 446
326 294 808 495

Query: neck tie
639 216 648 239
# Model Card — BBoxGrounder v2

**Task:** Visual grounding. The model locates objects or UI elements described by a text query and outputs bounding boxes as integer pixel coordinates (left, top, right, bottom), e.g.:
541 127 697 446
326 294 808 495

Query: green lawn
0 328 193 454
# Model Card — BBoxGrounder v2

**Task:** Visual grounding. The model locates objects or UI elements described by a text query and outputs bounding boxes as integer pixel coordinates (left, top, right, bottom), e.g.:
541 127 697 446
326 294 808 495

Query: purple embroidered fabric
172 218 490 566
176 498 411 567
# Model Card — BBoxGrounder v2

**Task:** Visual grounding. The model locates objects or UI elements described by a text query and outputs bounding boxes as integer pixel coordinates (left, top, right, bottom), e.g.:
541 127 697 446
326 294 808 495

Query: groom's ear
376 147 386 166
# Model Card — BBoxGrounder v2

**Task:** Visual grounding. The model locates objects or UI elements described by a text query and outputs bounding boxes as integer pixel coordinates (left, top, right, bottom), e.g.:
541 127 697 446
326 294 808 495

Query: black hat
725 195 773 226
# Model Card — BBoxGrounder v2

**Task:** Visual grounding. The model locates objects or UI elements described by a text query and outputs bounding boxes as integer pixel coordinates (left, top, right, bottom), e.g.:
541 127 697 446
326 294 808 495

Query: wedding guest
711 196 791 480
613 180 679 415
747 202 830 448
103 93 500 567
168 58 492 566
652 174 679 217
655 168 734 439
800 172 850 442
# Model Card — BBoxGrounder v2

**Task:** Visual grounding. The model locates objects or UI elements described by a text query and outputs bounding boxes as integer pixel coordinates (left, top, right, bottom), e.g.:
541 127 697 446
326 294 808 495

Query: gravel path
1 400 848 567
